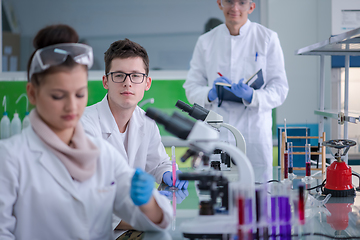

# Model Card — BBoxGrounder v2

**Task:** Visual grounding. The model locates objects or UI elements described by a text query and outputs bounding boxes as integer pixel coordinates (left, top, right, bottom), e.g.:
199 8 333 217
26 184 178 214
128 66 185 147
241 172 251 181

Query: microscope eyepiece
180 149 197 162
145 107 195 140
175 100 208 121
175 100 192 113
145 107 171 126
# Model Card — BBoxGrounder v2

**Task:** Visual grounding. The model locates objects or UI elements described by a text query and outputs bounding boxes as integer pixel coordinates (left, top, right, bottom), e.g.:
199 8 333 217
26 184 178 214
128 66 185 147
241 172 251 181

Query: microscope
175 100 246 181
145 107 255 239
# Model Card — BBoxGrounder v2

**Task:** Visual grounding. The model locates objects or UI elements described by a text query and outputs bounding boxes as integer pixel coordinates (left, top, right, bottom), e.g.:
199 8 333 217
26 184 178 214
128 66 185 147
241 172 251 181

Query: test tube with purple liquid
270 183 279 240
279 183 291 240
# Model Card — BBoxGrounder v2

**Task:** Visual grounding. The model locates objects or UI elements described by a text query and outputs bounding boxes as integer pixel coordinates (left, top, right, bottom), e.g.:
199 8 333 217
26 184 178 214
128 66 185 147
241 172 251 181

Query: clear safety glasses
29 43 93 81
221 0 252 9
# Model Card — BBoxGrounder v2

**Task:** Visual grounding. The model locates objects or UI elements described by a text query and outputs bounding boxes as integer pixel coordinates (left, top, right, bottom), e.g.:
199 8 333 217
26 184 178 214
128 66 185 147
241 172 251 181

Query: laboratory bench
135 166 360 240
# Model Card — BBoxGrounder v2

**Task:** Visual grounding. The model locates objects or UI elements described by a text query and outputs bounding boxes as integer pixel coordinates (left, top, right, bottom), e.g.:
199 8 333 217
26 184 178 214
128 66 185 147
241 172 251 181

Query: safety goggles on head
221 0 252 9
29 43 93 81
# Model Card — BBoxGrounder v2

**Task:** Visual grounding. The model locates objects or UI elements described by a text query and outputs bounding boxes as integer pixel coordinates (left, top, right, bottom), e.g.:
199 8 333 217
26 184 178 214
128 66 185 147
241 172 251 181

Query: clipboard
215 69 264 107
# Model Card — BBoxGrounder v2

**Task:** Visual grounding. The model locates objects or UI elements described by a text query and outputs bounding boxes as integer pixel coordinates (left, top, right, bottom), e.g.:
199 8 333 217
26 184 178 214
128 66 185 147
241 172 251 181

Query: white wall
11 0 260 71
332 0 360 35
268 0 332 128
6 0 334 129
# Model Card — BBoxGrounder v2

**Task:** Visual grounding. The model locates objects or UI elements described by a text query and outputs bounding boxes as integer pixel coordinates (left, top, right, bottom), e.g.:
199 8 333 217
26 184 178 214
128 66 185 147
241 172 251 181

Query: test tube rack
280 131 326 178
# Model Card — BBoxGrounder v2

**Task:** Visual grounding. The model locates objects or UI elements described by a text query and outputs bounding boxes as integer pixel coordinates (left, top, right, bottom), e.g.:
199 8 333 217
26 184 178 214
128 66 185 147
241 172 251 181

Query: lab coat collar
95 95 145 166
98 95 118 137
126 106 146 166
26 126 81 200
223 19 251 36
239 19 251 36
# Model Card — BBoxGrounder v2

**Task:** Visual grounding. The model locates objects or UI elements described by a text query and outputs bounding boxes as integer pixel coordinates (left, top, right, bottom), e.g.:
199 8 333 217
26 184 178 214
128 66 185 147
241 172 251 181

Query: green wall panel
0 81 108 121
0 79 276 137
143 80 189 109
87 81 107 106
0 81 30 120
142 80 190 136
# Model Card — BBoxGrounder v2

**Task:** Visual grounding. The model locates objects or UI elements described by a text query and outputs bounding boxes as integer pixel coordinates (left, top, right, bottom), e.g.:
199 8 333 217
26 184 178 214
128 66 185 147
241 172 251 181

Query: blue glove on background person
159 189 189 204
208 76 232 102
225 78 254 103
163 170 189 190
130 168 155 206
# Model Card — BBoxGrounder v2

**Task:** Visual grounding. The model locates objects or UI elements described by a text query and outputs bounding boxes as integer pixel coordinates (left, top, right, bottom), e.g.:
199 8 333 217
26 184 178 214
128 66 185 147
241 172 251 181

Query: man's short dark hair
104 38 149 75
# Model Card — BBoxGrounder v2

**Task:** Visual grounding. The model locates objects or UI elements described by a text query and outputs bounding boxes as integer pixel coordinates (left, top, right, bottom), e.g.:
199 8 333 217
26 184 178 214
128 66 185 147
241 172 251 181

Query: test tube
236 186 253 240
305 144 311 177
171 146 176 187
287 142 293 174
255 185 269 240
237 189 245 239
172 191 176 231
298 184 305 225
270 183 279 240
245 189 253 240
283 149 289 180
279 183 291 240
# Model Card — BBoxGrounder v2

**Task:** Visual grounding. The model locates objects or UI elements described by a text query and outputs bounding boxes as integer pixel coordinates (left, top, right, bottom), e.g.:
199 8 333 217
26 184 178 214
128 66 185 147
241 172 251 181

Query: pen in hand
217 72 232 87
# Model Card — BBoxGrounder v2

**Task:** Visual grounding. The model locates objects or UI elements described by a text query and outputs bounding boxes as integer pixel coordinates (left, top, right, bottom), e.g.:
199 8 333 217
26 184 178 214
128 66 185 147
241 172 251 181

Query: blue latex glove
163 170 189 190
208 76 232 102
159 189 189 204
130 168 155 206
225 78 254 103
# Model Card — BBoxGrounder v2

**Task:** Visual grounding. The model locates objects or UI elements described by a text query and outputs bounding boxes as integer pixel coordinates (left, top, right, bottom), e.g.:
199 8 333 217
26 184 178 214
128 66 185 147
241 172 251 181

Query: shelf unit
296 27 360 162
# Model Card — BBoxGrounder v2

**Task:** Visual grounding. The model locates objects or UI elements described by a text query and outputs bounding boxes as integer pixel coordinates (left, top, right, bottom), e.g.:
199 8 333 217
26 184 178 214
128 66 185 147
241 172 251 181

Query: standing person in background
204 17 223 33
80 38 188 236
183 0 289 183
0 24 172 240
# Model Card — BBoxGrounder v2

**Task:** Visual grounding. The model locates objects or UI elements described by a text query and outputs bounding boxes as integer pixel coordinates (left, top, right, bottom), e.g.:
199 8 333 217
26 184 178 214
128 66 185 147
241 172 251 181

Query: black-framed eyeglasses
106 71 147 84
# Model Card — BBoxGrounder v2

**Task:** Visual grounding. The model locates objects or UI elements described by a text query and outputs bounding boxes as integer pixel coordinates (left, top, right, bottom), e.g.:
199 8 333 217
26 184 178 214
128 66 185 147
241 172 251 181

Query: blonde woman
0 24 171 240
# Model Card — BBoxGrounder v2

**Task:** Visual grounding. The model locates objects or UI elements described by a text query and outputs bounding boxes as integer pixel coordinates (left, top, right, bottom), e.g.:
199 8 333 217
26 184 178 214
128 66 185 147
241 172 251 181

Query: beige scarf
30 109 100 182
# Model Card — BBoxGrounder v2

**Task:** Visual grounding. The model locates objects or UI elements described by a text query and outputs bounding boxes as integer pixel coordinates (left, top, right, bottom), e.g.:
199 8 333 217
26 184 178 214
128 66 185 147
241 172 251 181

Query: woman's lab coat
0 126 172 240
81 95 172 184
183 20 289 183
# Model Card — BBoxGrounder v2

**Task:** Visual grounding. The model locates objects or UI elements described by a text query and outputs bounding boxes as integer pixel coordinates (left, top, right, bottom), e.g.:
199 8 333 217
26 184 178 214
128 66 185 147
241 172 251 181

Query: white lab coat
183 20 289 183
0 126 172 240
81 95 173 184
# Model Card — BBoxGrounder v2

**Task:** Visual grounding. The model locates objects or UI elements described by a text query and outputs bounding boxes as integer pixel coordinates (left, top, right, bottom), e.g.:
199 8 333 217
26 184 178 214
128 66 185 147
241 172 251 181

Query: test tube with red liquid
238 193 245 239
305 143 311 177
287 142 293 175
298 184 305 225
283 149 289 180
236 186 253 240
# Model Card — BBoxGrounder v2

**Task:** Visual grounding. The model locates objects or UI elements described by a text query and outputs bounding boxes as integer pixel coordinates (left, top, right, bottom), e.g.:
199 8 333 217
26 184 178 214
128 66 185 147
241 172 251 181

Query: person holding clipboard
183 0 289 183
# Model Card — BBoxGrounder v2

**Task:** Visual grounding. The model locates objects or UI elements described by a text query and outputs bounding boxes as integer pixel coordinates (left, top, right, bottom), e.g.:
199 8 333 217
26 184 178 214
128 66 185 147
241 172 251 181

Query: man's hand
159 189 189 204
163 170 189 189
225 78 253 103
208 76 232 102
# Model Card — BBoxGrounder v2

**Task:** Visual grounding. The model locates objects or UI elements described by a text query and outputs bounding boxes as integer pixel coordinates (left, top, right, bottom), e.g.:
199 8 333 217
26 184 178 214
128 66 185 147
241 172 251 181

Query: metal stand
296 27 360 163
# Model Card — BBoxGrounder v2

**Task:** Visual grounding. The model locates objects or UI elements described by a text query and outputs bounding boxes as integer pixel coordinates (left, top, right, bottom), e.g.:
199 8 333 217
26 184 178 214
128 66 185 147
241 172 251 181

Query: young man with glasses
183 0 289 183
81 39 188 234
